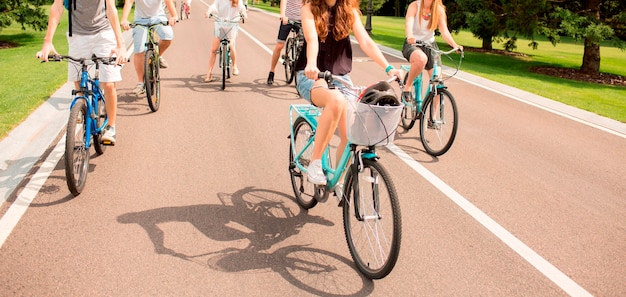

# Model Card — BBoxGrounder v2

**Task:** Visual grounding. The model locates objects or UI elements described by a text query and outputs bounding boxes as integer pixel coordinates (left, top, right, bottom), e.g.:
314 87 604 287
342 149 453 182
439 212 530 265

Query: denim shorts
132 16 174 53
296 71 352 104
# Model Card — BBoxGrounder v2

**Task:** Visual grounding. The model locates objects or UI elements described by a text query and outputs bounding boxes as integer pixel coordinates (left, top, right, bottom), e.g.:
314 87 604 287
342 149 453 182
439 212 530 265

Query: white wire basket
214 21 238 40
346 100 403 146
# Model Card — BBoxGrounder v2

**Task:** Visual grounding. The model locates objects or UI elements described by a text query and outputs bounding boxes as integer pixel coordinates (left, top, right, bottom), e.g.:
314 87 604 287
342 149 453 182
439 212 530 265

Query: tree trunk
579 0 602 76
580 38 601 76
482 37 493 50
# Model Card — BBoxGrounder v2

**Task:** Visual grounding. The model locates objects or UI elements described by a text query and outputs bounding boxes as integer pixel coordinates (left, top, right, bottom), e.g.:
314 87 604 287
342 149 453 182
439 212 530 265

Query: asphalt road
1 5 625 296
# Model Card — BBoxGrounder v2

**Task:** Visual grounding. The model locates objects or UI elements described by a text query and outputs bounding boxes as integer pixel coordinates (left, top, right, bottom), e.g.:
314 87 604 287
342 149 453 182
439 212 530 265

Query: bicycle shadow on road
116 186 374 296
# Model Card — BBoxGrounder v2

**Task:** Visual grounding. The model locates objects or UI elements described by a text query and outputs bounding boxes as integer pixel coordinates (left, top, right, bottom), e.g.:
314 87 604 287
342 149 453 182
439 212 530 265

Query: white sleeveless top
411 0 435 43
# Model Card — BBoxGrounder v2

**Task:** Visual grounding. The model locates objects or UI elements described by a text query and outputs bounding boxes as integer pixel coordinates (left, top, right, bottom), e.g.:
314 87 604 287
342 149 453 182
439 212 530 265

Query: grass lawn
0 4 624 141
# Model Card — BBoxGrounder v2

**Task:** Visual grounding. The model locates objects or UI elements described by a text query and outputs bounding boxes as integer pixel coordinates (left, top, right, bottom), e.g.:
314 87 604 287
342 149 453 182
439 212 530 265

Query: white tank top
411 0 435 43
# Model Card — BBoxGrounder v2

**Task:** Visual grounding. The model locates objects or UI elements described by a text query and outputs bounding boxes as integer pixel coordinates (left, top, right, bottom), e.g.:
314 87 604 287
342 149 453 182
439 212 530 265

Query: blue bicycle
47 54 113 196
288 71 403 279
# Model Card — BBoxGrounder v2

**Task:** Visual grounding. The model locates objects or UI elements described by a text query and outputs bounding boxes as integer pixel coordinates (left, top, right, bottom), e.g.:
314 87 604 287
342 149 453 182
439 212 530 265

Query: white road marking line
386 143 593 297
0 137 65 248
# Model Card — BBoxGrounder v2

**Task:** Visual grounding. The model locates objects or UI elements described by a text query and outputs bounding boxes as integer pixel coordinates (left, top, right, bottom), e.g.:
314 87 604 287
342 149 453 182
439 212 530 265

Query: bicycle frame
69 57 108 148
289 105 359 191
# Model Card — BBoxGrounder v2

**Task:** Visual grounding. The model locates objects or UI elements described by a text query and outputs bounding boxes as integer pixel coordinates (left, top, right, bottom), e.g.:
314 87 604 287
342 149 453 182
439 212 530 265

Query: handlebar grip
318 71 333 83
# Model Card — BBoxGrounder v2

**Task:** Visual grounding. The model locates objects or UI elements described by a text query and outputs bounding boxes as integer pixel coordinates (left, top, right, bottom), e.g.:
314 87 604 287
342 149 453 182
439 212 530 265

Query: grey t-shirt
70 0 111 35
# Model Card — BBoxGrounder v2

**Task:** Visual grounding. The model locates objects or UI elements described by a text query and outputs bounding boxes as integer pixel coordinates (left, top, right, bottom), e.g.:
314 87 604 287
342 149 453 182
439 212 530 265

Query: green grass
0 8 69 140
364 16 626 123
0 6 625 140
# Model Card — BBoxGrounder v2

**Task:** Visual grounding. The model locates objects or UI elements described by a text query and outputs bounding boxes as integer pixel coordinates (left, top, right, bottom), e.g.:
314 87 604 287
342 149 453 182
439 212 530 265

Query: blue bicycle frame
69 57 108 149
289 104 378 191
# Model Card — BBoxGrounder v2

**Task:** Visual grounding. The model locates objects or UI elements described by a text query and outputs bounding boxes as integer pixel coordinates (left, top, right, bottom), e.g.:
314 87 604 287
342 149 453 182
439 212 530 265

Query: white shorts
66 30 122 83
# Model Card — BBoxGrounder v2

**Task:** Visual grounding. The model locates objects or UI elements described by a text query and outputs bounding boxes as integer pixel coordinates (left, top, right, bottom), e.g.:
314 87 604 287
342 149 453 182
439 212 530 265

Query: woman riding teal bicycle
295 0 401 186
402 0 462 100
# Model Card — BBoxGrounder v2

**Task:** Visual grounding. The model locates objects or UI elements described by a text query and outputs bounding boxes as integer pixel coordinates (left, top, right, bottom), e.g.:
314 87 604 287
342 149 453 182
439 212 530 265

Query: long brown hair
231 0 238 7
308 0 358 42
419 0 444 31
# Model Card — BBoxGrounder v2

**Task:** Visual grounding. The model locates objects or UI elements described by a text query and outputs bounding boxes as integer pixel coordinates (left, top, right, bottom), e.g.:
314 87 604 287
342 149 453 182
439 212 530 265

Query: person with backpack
36 0 127 145
122 0 178 95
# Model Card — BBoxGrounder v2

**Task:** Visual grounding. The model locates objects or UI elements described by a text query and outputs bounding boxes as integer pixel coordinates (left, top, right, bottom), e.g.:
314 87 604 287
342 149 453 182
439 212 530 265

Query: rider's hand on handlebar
387 68 402 80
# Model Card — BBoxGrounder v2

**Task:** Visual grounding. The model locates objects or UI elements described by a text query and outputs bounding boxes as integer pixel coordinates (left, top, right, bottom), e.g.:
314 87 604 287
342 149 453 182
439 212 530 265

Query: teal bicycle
399 41 463 156
46 54 114 196
288 71 403 279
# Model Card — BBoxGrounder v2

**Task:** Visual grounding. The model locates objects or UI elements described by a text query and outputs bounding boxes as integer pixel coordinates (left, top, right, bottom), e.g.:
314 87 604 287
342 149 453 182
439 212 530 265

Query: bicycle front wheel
343 159 401 279
419 89 458 156
284 37 296 84
93 95 107 155
400 72 418 130
65 100 90 196
289 117 317 209
221 43 228 90
144 49 160 112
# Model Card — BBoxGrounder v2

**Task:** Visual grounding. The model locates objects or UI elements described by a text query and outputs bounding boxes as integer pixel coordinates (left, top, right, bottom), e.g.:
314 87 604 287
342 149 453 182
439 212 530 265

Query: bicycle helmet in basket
359 81 401 106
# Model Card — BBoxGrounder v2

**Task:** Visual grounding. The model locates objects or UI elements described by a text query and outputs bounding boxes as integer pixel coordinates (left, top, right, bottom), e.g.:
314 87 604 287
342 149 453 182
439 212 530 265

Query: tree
542 0 626 75
0 0 48 33
359 0 390 16
448 0 546 51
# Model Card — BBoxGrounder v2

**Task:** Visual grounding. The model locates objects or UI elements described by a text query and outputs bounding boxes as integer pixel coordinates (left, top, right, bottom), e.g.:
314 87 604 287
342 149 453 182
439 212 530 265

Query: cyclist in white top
402 0 462 100
122 0 177 95
204 0 247 82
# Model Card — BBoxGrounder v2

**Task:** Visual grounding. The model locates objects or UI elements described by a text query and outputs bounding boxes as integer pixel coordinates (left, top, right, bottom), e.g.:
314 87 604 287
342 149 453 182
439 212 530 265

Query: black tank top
295 6 352 75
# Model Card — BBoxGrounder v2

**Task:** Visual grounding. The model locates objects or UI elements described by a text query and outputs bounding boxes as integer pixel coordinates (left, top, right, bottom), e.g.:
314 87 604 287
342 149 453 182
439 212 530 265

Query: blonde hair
309 0 358 42
419 0 444 31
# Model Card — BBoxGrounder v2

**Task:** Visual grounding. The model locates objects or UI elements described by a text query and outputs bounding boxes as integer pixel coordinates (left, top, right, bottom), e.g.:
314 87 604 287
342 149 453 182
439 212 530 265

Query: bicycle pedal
101 140 115 146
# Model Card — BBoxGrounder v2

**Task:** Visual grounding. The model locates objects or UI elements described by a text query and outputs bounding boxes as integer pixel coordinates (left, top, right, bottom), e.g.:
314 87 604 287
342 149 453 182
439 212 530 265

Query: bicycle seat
359 81 401 106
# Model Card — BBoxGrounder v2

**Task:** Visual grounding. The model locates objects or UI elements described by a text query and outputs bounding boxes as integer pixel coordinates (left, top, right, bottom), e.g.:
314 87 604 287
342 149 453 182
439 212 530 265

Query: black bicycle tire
65 100 90 196
343 159 401 279
400 72 418 130
144 49 160 112
284 37 295 84
419 89 458 156
221 43 227 90
93 94 107 155
289 117 318 209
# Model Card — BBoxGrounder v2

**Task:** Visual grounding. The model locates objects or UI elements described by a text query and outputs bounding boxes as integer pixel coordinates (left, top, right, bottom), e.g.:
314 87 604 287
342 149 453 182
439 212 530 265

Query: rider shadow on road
116 186 373 296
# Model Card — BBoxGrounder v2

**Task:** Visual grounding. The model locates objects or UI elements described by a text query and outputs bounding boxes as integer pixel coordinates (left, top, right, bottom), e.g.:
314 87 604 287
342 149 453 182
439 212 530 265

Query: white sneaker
133 83 145 95
101 125 116 145
307 159 326 185
159 56 169 68
333 182 344 198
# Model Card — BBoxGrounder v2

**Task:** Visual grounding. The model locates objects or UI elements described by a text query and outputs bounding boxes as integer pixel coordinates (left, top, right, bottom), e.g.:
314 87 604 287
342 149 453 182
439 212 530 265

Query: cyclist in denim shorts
294 0 401 186
37 0 127 145
122 0 178 95
266 0 302 85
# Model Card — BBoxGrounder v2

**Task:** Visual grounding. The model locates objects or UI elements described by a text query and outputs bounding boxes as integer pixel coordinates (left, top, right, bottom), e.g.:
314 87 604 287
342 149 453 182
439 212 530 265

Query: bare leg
134 52 145 83
269 41 285 72
205 37 219 79
403 49 428 93
310 82 347 161
100 82 117 127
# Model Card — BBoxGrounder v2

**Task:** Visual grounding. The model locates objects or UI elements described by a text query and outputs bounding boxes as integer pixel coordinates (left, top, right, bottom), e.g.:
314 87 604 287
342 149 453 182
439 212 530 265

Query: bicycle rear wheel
419 89 458 156
284 37 296 84
400 72 418 130
65 100 90 196
144 49 161 112
93 95 107 155
289 117 318 209
343 159 401 279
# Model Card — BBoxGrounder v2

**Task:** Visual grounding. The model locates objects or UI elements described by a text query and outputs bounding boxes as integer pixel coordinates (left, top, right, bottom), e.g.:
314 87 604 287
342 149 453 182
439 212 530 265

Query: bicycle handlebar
317 71 401 92
410 40 464 57
129 22 170 28
45 54 117 65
